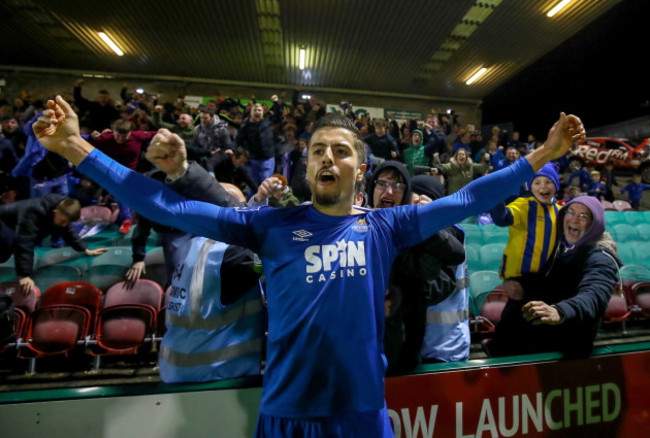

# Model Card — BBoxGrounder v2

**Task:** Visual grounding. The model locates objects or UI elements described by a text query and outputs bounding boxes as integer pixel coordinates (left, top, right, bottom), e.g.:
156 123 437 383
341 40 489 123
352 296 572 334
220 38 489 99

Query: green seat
616 244 636 266
478 243 506 271
465 245 481 274
623 211 647 225
32 265 82 293
612 224 639 244
469 270 502 316
629 242 650 266
635 223 650 241
89 246 133 268
461 224 482 245
36 247 91 274
619 264 650 282
604 211 626 226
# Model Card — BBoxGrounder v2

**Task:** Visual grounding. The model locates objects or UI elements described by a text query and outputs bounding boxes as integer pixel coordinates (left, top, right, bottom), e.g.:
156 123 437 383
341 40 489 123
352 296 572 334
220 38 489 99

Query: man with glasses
367 163 466 374
33 96 584 437
486 196 621 359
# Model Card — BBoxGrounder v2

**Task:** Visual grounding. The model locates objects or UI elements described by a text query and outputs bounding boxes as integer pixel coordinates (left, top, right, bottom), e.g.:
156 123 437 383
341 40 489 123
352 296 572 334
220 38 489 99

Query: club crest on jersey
234 206 262 212
304 239 367 283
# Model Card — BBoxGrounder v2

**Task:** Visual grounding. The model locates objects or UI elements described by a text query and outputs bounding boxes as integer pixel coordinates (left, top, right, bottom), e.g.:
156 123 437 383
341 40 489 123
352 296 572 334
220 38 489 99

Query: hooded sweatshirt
402 129 429 177
366 160 411 208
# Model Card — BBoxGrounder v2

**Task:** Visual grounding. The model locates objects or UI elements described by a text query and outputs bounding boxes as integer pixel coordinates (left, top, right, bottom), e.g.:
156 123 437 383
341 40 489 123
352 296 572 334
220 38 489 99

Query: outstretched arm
415 113 584 240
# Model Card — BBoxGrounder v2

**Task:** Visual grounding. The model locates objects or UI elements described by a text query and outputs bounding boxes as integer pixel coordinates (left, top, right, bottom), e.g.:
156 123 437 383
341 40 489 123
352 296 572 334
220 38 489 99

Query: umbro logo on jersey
293 230 313 241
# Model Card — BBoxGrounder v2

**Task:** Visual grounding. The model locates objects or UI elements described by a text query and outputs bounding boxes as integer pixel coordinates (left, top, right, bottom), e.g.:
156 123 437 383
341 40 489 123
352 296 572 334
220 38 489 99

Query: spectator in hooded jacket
486 196 621 359
367 162 464 374
402 129 429 177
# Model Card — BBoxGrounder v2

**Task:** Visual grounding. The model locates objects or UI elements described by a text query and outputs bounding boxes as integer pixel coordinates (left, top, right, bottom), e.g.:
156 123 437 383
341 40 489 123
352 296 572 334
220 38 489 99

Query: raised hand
32 96 81 156
145 129 188 179
543 112 586 160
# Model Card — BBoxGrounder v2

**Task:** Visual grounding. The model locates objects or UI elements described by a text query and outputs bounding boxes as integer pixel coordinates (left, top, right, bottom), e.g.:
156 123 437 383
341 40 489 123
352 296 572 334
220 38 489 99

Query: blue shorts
255 405 393 438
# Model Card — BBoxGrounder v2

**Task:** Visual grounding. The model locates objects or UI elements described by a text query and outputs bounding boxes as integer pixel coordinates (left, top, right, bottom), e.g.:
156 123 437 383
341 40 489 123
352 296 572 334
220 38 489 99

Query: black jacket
0 194 87 277
385 226 465 375
490 233 620 358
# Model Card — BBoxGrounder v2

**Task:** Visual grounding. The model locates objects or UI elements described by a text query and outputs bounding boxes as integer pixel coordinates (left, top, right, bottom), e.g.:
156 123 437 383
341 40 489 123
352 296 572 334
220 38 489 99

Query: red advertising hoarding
386 351 650 438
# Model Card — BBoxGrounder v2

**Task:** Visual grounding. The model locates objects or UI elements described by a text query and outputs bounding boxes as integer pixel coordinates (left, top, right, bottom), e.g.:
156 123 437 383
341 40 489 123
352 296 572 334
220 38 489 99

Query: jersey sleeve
77 149 261 251
416 158 535 240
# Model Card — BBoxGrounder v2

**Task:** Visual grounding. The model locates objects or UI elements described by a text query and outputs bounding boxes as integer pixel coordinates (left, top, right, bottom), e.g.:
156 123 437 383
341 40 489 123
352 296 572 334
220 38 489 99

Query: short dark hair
233 147 250 159
311 114 367 165
55 198 82 222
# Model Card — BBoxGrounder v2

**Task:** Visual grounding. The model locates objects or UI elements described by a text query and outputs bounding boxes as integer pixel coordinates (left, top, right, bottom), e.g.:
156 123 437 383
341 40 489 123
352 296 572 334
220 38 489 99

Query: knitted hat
526 162 560 192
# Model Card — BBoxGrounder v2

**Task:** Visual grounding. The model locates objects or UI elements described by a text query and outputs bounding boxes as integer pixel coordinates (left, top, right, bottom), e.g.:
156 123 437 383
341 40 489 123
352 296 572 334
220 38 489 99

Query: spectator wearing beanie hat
488 162 561 299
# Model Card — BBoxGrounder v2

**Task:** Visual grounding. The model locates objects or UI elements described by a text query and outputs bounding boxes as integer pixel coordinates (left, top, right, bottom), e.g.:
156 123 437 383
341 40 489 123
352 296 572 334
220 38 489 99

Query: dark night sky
481 0 650 139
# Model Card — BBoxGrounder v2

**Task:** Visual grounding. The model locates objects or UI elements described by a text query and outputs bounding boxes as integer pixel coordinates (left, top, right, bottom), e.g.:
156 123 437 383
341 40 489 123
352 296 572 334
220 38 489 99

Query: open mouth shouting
378 197 396 208
318 169 337 184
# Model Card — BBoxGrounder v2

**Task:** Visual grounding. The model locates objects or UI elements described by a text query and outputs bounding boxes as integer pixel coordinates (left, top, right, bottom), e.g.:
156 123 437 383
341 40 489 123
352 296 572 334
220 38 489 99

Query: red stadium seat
476 288 509 333
601 200 616 211
630 281 650 319
80 205 113 223
20 282 101 371
91 280 163 360
603 294 631 332
0 281 40 341
40 282 102 329
25 305 91 356
613 200 634 211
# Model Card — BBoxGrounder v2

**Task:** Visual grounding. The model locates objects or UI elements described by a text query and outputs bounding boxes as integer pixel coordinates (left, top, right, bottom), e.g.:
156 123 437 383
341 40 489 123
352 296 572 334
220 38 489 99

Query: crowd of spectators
1 80 642 212
0 80 636 383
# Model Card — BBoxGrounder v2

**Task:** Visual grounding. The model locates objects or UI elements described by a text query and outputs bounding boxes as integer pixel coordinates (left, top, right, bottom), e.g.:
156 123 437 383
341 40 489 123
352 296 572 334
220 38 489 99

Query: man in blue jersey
33 96 585 438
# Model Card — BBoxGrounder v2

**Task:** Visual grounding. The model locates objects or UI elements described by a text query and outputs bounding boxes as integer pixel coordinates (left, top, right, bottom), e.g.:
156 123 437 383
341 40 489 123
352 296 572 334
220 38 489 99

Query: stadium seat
630 282 650 319
602 294 631 331
601 200 615 211
40 281 103 326
635 223 650 241
87 247 133 291
615 244 636 266
620 264 650 282
623 211 646 225
80 205 113 223
32 265 83 293
629 242 650 266
21 282 99 368
460 224 482 245
0 281 40 341
613 200 634 211
0 253 21 282
612 224 639 244
91 280 163 360
478 243 505 271
465 245 481 274
142 246 167 287
469 270 502 316
604 210 625 226
24 305 91 367
35 247 91 273
480 225 509 244
476 288 509 333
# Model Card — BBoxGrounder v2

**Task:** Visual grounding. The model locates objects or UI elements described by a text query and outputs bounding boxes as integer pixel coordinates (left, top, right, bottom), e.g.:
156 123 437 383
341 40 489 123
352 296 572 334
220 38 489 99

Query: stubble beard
314 188 342 206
